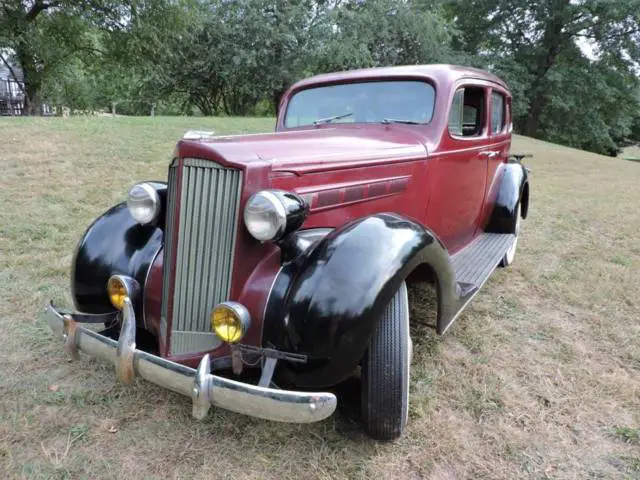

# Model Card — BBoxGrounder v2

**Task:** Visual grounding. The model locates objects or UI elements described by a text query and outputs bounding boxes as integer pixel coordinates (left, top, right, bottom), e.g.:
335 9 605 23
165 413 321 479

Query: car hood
179 125 427 175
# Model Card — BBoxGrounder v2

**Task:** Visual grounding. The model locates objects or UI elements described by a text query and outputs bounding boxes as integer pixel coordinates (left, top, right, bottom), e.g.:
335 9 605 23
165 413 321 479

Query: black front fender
264 213 459 388
71 203 163 319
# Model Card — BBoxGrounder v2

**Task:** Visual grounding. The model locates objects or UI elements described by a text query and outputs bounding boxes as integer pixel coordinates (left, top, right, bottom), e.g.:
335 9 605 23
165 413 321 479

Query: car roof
289 64 509 92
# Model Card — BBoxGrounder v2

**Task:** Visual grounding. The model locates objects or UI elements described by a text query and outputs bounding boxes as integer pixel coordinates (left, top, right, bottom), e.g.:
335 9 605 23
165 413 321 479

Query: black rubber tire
500 202 521 268
361 281 410 441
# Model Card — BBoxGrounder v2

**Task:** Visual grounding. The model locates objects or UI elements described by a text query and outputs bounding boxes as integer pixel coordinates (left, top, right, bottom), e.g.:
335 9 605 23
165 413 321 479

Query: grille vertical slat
210 172 226 309
186 166 203 332
193 167 211 331
161 158 243 355
217 171 230 305
200 168 216 331
177 165 193 335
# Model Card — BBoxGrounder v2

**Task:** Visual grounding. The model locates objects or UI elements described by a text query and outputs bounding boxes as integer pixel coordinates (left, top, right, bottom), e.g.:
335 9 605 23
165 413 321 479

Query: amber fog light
211 302 251 344
107 275 140 310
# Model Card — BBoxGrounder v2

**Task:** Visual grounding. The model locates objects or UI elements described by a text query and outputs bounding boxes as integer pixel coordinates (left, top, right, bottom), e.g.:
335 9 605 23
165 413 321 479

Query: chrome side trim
142 245 162 331
160 161 179 341
42 302 337 423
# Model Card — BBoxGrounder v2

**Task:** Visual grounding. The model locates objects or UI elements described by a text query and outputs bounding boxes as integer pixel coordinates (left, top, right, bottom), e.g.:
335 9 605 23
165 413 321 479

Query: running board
438 233 515 334
452 232 515 292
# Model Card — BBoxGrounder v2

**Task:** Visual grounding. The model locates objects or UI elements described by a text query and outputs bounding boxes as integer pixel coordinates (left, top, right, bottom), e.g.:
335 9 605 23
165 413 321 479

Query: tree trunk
23 79 40 115
16 51 41 116
524 2 571 137
524 48 562 137
525 84 545 138
272 87 284 116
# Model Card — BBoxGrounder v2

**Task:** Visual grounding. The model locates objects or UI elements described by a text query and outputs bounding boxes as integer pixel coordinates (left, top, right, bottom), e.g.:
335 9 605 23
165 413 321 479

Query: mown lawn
1 117 639 479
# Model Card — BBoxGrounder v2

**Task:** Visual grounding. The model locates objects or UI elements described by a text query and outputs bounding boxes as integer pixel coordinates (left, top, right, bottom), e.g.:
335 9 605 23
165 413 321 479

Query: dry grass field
1 117 639 479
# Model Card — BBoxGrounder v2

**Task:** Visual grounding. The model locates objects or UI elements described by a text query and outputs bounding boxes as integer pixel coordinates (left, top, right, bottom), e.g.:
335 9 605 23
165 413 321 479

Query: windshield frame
280 77 437 130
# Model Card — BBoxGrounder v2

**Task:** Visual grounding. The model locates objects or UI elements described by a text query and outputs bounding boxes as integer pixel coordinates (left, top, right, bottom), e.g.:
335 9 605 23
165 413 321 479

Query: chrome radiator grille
161 158 243 355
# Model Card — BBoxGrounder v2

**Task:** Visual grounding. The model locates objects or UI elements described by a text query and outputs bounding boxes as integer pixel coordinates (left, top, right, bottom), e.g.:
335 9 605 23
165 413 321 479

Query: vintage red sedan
42 64 530 440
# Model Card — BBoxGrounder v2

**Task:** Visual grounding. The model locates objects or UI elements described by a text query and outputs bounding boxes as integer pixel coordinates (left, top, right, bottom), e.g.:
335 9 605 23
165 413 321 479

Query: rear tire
361 281 410 441
500 202 521 267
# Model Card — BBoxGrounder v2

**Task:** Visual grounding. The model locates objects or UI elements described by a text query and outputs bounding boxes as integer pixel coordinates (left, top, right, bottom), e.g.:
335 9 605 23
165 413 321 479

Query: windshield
284 80 435 128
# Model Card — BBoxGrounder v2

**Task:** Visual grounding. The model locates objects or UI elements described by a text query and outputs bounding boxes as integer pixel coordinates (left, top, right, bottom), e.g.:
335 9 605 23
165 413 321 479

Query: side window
491 91 505 134
448 87 485 137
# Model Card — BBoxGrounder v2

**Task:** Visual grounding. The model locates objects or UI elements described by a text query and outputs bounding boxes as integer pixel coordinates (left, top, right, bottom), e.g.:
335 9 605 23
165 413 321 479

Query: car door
425 84 490 252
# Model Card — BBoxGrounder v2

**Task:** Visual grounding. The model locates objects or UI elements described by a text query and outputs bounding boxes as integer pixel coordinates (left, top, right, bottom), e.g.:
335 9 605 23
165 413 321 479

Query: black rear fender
485 163 529 233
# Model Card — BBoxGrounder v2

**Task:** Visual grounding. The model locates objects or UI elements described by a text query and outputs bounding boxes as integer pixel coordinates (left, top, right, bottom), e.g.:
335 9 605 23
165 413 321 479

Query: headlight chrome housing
211 302 251 344
244 190 308 242
127 183 160 224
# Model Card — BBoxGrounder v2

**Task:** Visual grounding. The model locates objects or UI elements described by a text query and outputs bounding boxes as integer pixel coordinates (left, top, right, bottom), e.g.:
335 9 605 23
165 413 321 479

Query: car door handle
479 150 499 158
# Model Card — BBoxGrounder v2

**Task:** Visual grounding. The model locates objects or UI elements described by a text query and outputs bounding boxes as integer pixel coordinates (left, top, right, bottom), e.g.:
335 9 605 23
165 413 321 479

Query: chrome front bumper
41 299 336 423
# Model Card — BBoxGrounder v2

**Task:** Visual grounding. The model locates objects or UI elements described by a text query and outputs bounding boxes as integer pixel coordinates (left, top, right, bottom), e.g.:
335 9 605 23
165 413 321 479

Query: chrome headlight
127 183 160 224
244 190 308 242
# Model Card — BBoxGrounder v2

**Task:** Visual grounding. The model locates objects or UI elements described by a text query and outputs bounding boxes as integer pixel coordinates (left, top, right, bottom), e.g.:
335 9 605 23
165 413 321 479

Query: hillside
0 118 638 479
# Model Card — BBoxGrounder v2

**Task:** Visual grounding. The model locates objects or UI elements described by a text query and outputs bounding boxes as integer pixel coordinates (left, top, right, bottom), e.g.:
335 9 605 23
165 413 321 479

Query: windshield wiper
313 112 354 126
381 118 422 125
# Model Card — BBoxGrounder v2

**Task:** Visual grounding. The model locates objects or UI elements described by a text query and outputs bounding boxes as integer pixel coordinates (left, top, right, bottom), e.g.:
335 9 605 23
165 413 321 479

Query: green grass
1 117 640 479
612 426 640 445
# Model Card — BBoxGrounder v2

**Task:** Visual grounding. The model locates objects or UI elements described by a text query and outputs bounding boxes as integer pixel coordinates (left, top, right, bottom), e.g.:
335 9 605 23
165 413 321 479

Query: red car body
146 65 517 363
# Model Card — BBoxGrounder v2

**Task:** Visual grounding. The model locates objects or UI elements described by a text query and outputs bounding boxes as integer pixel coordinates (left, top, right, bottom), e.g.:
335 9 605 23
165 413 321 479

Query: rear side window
491 92 505 134
448 87 485 137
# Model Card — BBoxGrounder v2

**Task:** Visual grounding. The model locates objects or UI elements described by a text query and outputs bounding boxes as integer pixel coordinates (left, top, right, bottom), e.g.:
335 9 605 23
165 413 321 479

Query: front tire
361 281 410 441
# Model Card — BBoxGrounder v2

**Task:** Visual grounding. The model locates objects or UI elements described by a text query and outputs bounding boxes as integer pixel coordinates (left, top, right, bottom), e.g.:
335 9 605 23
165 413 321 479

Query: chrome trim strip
160 162 179 341
42 302 337 423
261 265 283 343
142 245 162 331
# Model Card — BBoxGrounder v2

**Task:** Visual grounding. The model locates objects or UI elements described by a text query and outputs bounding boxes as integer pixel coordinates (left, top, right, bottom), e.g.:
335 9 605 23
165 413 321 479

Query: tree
533 48 639 155
445 0 640 151
318 0 454 72
0 1 130 115
150 0 331 116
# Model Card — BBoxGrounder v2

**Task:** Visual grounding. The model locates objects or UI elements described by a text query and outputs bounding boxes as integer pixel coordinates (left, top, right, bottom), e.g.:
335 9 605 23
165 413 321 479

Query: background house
0 60 24 115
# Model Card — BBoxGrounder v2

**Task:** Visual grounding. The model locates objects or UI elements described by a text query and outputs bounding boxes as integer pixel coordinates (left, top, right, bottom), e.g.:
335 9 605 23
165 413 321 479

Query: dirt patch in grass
1 119 639 479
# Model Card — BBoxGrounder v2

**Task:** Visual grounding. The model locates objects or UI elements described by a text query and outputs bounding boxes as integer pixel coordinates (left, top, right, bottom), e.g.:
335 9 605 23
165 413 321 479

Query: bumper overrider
41 298 337 423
